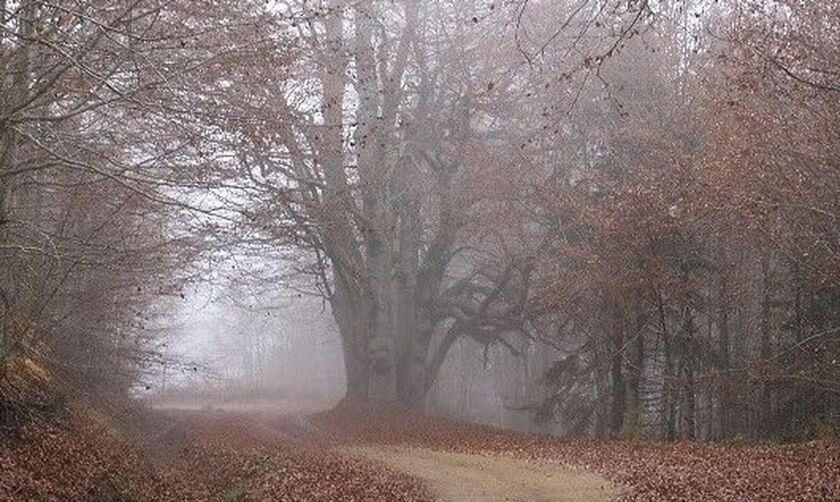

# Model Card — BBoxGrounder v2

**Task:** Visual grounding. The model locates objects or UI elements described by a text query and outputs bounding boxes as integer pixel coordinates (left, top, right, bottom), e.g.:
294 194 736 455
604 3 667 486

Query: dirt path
344 445 619 502
146 408 618 501
9 402 840 500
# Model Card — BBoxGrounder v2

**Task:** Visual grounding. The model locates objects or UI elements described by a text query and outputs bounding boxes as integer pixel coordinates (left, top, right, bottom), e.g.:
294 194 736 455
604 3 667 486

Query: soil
344 445 618 502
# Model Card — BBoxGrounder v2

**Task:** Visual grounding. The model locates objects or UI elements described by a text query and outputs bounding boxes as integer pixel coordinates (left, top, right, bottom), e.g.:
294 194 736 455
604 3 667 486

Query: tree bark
332 282 370 401
657 290 677 440
609 301 626 435
314 1 467 407
760 251 773 436
717 246 732 439
626 301 645 436
0 0 34 367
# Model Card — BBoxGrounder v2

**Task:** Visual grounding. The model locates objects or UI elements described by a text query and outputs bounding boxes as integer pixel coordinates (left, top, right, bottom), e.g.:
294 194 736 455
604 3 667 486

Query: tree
0 0 276 397
222 0 544 406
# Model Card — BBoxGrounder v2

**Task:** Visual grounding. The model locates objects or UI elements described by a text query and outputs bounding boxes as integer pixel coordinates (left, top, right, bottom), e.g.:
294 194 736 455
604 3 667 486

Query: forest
1 1 839 500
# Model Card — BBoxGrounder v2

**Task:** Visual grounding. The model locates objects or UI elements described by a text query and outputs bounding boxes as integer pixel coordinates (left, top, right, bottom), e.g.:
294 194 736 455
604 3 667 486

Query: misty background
1 0 838 444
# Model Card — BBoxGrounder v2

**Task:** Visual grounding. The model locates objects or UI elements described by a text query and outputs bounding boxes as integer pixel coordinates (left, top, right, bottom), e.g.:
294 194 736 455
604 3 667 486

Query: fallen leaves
2 400 838 501
0 404 160 501
1 406 432 501
152 412 432 501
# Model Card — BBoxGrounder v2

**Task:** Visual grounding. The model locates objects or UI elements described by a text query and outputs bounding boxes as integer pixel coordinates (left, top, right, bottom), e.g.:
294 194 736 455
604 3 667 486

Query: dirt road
141 405 618 501
134 402 840 501
345 445 617 502
7 401 839 500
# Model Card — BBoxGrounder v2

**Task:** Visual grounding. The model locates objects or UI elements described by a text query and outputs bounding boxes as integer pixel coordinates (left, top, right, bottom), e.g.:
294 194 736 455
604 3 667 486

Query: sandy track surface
344 445 618 502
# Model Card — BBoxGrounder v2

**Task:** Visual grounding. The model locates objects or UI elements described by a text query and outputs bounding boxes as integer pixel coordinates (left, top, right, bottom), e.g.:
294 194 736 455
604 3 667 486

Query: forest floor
2 398 840 501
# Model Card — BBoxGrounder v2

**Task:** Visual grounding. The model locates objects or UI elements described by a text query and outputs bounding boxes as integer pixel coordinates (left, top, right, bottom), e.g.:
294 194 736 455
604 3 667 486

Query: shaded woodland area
1 0 839 462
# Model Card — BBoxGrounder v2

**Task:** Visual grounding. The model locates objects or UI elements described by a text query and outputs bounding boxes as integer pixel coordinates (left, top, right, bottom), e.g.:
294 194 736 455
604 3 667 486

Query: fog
154 284 345 407
136 0 839 440
4 1 840 500
2 0 839 447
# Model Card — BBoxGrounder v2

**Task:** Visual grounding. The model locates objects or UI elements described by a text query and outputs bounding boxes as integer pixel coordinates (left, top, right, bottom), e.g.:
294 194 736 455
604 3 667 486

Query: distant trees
698 0 840 438
425 0 839 440
521 0 840 440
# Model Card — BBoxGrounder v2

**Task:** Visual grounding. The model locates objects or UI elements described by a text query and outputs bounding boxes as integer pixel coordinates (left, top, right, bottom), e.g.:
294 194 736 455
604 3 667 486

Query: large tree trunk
365 242 399 402
333 280 434 405
318 0 455 408
332 283 370 401
331 252 436 405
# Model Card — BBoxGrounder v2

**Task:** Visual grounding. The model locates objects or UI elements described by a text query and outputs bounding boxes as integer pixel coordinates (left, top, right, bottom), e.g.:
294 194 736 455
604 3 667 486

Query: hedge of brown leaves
313 403 840 501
